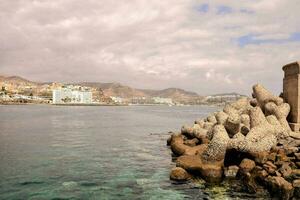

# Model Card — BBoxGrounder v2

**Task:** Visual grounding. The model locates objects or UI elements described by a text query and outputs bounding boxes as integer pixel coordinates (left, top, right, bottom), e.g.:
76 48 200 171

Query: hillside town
0 75 245 106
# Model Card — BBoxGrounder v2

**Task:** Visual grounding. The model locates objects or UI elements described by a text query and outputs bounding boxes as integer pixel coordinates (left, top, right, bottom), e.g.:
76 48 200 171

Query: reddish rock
265 176 294 200
239 158 256 174
170 167 190 181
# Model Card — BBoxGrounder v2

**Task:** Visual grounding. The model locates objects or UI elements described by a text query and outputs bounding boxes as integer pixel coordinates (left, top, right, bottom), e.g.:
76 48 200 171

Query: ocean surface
0 105 270 200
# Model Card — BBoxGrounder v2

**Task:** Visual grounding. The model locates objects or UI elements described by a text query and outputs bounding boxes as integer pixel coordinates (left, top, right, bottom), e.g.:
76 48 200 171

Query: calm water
0 105 270 200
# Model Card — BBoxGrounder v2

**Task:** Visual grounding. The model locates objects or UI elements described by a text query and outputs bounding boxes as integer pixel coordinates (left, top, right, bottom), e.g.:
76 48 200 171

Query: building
52 87 92 104
110 96 123 104
152 97 173 105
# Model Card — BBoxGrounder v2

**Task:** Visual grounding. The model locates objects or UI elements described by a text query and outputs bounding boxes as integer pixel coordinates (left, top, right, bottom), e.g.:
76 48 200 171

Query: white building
110 96 123 104
152 97 173 105
52 88 92 104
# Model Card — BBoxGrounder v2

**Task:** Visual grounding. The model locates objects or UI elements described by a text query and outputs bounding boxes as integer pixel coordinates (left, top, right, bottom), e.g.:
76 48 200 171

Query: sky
0 0 300 95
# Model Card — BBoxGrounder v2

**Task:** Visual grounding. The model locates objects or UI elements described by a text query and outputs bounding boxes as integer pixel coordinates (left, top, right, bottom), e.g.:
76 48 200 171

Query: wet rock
199 161 224 183
224 165 239 178
239 158 256 174
265 176 294 200
170 167 190 181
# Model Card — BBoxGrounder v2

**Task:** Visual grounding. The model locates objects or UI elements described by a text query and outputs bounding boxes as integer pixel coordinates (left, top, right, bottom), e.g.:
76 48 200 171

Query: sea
0 105 270 200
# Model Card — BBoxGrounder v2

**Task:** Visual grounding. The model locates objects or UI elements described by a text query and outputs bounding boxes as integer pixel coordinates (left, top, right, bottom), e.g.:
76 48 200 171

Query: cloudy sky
1 0 300 95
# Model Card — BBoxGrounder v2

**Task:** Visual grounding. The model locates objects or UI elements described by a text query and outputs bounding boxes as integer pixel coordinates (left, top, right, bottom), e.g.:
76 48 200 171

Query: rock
184 138 199 147
293 179 300 198
265 176 294 200
215 111 228 125
279 163 292 179
254 151 269 165
243 172 258 193
176 155 202 172
170 167 190 181
296 162 300 168
224 165 239 178
253 84 284 110
289 131 300 139
167 135 172 146
263 161 277 175
290 169 300 179
207 115 217 124
239 158 256 174
294 152 300 161
267 152 277 162
285 147 298 156
200 161 224 183
256 169 269 182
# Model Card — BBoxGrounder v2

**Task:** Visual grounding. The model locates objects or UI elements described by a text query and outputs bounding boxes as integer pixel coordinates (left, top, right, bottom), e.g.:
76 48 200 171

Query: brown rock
254 151 268 165
293 179 300 198
239 158 256 174
200 161 224 183
265 176 294 200
285 147 298 156
279 163 292 179
296 162 300 168
224 165 239 178
243 172 258 193
263 161 277 175
267 152 277 162
170 167 190 181
184 138 199 147
291 169 300 179
176 155 202 172
294 152 300 161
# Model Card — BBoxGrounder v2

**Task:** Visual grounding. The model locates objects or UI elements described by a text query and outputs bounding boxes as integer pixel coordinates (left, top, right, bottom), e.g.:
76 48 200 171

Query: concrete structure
52 88 92 104
282 61 300 132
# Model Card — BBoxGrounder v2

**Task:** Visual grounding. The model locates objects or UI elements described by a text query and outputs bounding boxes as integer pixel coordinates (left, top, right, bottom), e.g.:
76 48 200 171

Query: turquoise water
0 105 269 200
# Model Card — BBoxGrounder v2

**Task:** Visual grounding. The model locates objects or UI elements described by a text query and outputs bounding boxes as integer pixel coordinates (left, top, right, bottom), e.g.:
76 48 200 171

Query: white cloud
0 0 299 95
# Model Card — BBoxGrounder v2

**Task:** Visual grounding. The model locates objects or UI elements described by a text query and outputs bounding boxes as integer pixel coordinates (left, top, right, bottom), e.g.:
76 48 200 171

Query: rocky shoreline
167 84 300 199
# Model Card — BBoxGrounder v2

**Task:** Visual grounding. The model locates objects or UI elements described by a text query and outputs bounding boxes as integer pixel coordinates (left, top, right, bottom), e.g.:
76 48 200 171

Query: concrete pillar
282 61 300 132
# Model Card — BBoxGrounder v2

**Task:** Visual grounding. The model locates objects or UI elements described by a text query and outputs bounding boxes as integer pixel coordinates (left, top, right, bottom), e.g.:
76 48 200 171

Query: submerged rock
170 167 190 181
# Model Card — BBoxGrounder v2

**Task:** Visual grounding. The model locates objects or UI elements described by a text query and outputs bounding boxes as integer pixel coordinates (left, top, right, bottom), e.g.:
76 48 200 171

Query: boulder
170 167 190 181
239 158 256 174
265 176 294 200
